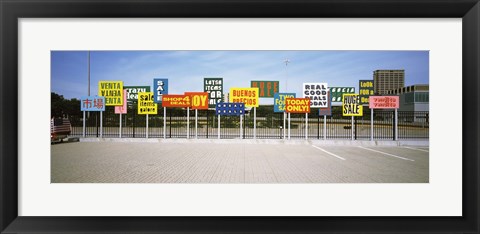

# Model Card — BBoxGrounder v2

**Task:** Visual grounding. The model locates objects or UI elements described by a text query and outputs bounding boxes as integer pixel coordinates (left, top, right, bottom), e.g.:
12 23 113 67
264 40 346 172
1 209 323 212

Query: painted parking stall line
403 146 429 153
357 146 415 161
312 145 346 161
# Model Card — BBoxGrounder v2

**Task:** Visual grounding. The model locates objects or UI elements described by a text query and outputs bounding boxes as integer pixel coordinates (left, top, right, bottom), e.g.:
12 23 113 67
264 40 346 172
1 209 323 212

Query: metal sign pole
253 107 256 139
146 114 149 139
195 109 198 139
305 113 308 140
323 115 326 140
351 116 354 141
395 108 398 141
283 112 286 139
371 109 374 141
100 111 103 138
240 114 243 139
288 112 291 140
163 107 166 139
119 113 122 138
187 107 190 139
218 114 221 139
82 111 86 138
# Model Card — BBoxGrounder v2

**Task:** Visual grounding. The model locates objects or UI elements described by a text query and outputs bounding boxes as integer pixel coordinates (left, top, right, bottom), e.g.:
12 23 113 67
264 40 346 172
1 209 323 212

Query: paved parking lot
51 140 428 183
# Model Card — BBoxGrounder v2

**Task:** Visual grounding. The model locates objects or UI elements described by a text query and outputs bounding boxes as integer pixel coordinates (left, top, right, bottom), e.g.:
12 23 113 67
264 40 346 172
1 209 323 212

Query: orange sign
162 95 191 108
285 98 311 113
185 92 209 110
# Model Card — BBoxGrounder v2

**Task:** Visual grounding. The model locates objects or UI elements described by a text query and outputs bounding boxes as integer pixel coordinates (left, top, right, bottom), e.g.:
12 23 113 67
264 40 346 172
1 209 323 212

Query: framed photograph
1 0 478 233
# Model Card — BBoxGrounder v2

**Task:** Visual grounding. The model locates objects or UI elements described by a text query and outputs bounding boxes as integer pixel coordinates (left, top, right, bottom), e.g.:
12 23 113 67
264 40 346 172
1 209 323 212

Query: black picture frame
1 0 479 233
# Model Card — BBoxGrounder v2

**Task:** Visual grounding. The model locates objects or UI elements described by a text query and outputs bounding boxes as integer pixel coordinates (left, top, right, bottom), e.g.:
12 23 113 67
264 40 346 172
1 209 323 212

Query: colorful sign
250 81 279 98
229 87 259 107
342 94 363 116
137 92 157 115
303 83 328 108
124 86 150 101
285 98 311 113
359 80 375 105
273 93 296 112
80 96 105 111
98 81 123 106
204 78 223 107
153 78 169 103
162 95 191 108
329 87 355 102
114 90 128 114
319 92 332 116
369 96 400 109
185 92 209 110
216 103 245 116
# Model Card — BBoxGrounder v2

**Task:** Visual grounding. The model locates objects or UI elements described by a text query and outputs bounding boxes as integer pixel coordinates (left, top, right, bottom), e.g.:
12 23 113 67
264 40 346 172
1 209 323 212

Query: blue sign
216 103 245 116
273 93 296 112
80 96 105 111
153 78 169 103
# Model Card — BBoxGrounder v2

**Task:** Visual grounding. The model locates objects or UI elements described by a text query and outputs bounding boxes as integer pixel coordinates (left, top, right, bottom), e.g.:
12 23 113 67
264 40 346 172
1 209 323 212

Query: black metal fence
70 105 429 140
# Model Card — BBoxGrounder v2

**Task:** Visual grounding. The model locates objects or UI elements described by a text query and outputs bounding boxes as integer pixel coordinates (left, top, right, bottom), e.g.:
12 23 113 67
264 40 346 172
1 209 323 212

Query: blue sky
51 50 428 103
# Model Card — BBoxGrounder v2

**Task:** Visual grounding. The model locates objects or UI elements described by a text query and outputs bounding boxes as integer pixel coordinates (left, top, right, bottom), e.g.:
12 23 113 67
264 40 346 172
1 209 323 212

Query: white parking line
357 146 415 161
312 145 346 161
403 146 429 153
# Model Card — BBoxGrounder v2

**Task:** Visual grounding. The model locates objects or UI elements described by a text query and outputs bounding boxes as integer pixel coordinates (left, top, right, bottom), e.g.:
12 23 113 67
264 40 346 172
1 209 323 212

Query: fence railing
69 105 429 140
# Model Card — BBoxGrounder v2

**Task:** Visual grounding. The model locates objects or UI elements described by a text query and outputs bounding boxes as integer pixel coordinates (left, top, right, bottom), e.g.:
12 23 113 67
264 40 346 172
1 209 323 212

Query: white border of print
19 18 461 216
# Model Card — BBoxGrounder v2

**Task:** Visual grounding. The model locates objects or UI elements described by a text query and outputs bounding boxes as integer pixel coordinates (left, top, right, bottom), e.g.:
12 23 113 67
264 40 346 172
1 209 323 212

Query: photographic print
50 50 429 183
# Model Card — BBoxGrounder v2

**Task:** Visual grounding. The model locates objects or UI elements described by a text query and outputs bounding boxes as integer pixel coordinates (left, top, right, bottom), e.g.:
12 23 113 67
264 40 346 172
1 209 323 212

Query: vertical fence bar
395 108 398 141
288 113 291 140
146 114 149 139
218 114 220 139
305 113 308 140
195 109 198 139
283 112 286 139
119 113 122 138
187 107 190 139
253 107 256 139
82 111 86 138
350 116 353 141
163 107 166 139
323 115 326 140
100 111 103 138
370 109 374 141
240 115 243 139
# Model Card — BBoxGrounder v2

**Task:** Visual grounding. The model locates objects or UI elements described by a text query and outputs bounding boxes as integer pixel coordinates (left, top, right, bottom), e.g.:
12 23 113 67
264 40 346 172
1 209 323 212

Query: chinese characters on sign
80 96 105 111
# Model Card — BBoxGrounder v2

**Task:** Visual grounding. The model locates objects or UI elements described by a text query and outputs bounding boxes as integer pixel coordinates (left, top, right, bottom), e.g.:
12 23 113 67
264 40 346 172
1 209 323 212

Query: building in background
373 69 405 95
387 84 429 123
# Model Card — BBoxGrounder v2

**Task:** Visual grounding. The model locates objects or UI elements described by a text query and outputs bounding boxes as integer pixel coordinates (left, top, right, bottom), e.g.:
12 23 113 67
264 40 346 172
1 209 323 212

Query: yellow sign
342 94 363 116
138 92 157 115
229 87 259 107
98 81 123 106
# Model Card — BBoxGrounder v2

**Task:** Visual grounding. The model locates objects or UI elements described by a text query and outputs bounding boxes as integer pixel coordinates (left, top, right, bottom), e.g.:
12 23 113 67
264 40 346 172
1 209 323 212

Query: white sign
303 83 328 108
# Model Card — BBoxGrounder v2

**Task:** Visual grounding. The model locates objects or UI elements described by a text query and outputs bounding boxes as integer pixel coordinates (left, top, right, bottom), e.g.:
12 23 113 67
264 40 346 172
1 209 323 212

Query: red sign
285 98 311 113
369 96 400 109
185 92 209 110
162 95 191 108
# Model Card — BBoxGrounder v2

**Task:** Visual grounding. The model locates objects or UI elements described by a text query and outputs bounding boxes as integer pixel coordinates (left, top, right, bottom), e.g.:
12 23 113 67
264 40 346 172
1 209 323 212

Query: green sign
251 81 279 98
359 80 374 105
204 78 223 107
124 86 151 101
329 87 355 102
